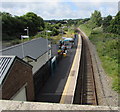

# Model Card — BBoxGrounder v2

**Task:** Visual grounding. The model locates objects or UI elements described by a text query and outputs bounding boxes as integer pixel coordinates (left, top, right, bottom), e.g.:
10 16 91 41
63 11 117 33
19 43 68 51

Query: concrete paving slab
0 100 119 111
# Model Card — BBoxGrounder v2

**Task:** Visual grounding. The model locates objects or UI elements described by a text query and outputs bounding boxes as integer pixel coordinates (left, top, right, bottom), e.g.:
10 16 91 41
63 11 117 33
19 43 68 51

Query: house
0 37 52 99
0 56 34 101
1 37 51 74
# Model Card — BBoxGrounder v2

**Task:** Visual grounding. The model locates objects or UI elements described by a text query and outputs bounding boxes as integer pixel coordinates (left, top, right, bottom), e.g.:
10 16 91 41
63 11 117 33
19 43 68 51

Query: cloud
1 2 119 20
71 0 119 2
70 0 119 17
1 0 66 2
1 0 120 2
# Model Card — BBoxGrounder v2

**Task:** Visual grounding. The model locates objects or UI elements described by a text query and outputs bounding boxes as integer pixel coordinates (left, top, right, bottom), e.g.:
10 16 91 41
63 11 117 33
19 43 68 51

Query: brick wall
2 58 34 101
33 60 51 100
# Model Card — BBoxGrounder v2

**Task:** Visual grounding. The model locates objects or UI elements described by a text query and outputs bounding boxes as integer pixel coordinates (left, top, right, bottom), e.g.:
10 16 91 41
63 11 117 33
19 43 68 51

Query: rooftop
0 56 15 84
0 37 50 60
0 56 32 85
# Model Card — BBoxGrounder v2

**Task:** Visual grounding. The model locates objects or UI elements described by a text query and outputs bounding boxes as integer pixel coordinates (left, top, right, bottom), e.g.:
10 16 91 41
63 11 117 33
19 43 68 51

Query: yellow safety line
60 35 80 104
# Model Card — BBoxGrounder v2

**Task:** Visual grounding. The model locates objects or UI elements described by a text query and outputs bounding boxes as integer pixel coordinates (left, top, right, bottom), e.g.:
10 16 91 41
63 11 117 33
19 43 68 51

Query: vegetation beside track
2 9 119 93
80 24 119 93
79 11 120 93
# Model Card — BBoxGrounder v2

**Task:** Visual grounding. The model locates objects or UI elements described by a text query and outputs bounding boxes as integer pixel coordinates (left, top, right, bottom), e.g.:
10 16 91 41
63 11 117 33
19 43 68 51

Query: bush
89 28 119 93
11 39 21 45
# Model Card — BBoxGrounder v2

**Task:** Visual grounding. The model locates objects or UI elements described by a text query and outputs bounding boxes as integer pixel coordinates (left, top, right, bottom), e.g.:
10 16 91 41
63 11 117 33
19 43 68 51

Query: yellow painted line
60 35 81 104
60 72 73 103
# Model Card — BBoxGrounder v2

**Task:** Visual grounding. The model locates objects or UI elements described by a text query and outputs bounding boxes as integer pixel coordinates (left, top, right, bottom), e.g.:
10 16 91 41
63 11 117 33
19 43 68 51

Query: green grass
80 23 119 93
79 24 92 37
89 27 119 93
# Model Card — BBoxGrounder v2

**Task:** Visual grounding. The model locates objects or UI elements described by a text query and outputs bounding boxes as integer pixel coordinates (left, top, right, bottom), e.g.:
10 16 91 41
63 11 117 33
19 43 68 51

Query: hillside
79 24 119 93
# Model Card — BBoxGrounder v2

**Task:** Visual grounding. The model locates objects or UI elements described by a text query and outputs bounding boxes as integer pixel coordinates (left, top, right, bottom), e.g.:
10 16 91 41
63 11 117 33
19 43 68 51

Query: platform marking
60 35 82 104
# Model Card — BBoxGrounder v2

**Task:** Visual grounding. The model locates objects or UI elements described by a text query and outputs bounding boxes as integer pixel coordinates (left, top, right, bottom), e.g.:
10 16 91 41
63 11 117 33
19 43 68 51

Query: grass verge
80 24 120 93
79 24 92 37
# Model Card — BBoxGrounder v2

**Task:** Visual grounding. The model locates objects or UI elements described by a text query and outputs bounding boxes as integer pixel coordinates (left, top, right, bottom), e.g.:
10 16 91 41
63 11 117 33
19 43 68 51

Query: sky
1 0 120 20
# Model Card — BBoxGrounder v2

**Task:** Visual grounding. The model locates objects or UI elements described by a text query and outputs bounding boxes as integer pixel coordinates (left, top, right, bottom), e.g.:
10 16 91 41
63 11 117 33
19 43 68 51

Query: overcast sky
1 0 120 20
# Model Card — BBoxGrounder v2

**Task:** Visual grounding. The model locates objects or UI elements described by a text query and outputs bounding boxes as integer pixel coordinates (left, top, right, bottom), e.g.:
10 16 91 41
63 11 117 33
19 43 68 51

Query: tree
109 11 120 35
102 15 112 32
1 11 45 40
90 10 102 28
21 12 44 36
52 27 59 36
103 15 112 27
2 12 17 40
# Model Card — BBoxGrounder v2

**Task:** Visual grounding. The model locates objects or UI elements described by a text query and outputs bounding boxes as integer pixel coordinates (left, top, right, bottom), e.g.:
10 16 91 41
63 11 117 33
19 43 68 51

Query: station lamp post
46 30 52 61
21 27 29 58
24 27 29 40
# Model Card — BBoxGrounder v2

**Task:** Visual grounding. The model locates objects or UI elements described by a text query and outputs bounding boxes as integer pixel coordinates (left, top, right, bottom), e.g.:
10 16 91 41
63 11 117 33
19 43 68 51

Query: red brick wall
2 58 34 101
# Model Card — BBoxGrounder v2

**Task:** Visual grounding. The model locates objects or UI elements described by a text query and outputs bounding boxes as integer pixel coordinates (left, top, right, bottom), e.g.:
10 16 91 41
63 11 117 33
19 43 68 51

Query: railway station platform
1 32 119 111
60 34 82 104
35 36 80 103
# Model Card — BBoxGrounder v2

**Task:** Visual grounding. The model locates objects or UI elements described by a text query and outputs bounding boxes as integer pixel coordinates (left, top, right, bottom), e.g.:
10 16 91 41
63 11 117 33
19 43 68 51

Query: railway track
73 34 98 105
